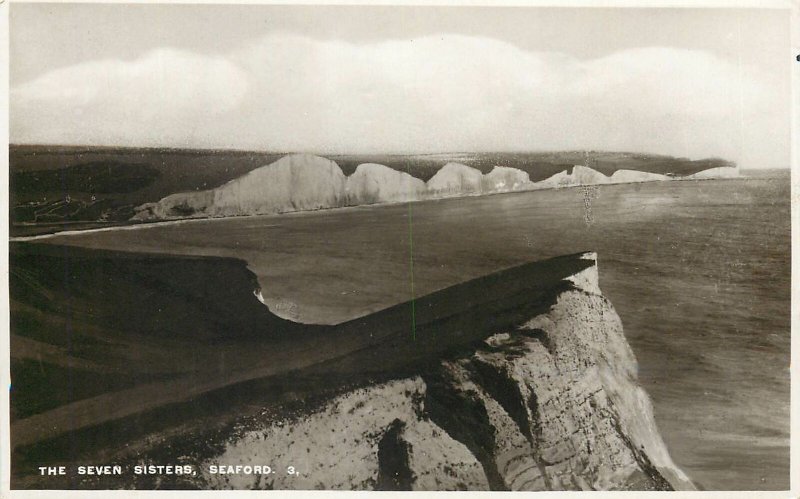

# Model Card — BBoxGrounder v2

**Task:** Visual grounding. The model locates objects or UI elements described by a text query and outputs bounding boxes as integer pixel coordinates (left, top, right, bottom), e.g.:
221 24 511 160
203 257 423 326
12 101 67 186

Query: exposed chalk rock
570 165 611 185
535 165 610 189
202 378 490 491
345 163 427 205
481 166 533 193
609 170 671 184
686 166 740 179
426 163 484 197
211 154 347 217
133 154 347 220
132 154 732 223
534 170 572 188
565 252 602 295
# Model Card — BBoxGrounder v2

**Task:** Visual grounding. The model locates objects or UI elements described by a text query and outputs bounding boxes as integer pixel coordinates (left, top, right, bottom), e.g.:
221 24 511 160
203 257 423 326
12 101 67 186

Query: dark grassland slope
10 241 590 487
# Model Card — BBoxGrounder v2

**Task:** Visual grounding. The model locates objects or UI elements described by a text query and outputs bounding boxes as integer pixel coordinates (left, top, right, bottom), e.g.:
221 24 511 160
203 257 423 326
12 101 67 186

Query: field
10 173 789 490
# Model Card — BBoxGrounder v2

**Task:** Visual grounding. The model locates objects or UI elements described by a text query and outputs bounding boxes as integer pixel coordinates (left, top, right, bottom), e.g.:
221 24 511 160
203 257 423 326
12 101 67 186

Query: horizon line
9 143 740 163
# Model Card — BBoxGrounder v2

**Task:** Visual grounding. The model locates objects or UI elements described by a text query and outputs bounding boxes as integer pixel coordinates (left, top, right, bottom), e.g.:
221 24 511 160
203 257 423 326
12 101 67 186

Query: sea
33 171 790 490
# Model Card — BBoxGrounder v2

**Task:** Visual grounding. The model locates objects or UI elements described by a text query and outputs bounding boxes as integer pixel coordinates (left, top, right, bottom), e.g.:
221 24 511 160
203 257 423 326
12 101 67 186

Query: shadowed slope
10 242 592 450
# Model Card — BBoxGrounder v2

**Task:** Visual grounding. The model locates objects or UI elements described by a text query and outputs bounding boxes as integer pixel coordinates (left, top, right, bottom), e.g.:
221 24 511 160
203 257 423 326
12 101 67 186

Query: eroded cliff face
482 166 532 193
131 154 740 222
210 154 347 217
426 162 485 197
687 166 739 179
198 254 693 491
345 163 427 205
536 165 611 188
610 169 670 183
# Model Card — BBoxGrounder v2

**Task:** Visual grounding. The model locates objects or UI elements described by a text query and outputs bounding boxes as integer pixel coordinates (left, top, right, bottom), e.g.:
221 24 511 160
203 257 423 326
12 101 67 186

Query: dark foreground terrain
11 243 596 488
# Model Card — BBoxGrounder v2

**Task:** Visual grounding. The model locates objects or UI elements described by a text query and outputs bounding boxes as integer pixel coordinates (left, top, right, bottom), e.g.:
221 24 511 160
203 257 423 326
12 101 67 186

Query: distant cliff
9 145 738 234
346 163 427 204
131 154 740 221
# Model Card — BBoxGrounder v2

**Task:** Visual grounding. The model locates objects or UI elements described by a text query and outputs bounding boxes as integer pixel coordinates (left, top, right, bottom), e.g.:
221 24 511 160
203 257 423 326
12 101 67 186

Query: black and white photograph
1 1 795 494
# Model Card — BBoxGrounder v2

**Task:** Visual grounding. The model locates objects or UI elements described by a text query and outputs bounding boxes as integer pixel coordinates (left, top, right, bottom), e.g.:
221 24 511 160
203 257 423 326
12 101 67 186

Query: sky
9 4 792 168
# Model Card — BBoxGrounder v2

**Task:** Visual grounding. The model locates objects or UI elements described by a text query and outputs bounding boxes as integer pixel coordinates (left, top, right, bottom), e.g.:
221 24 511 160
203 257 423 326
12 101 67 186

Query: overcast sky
10 5 791 168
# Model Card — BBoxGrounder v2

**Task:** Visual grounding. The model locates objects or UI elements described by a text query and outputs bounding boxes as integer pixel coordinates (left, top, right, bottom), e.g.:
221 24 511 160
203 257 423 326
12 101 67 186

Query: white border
1 1 796 498
788 0 798 495
2 0 12 496
3 0 794 6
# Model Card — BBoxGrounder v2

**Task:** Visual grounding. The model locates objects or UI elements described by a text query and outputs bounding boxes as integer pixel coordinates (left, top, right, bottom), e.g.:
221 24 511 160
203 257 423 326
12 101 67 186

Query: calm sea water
37 172 790 490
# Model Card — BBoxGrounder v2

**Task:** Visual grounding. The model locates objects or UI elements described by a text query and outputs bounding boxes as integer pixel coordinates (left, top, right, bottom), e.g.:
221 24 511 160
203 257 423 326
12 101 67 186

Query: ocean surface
34 172 790 490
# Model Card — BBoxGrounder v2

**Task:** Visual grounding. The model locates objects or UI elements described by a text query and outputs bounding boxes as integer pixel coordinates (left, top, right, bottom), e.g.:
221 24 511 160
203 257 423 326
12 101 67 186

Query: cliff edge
11 246 693 491
198 254 692 491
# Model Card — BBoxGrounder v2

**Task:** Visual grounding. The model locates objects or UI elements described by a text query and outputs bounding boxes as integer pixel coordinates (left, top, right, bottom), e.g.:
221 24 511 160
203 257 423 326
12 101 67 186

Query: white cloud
11 34 779 166
12 48 249 146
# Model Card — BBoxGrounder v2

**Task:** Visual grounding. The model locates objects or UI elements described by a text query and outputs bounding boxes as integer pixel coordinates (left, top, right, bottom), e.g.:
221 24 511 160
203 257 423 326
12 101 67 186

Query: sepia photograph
2 1 794 494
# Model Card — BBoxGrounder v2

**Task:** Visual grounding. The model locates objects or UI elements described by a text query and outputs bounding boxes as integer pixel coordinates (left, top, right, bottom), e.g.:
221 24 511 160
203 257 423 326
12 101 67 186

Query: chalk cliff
133 154 346 219
132 157 529 220
197 253 693 491
609 169 671 183
535 165 610 188
687 166 740 179
131 154 740 222
426 162 485 197
345 163 427 205
481 166 533 193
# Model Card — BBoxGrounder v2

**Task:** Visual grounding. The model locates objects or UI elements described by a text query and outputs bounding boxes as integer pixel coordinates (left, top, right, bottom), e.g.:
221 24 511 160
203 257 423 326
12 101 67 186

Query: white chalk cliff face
426 162 485 197
609 169 671 183
535 165 610 188
199 254 693 491
133 154 346 220
568 164 611 185
482 166 533 193
132 154 740 221
345 163 427 205
687 166 740 179
211 154 346 217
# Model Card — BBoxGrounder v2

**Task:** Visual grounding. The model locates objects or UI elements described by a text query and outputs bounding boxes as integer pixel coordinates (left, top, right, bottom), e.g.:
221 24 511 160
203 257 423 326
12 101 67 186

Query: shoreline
10 175 752 242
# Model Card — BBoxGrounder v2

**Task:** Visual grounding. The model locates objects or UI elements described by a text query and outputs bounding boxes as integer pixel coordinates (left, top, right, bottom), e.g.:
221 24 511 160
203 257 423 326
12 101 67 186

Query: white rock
345 163 427 205
426 162 484 197
481 166 532 193
609 169 670 184
686 166 739 179
211 153 347 217
534 165 609 188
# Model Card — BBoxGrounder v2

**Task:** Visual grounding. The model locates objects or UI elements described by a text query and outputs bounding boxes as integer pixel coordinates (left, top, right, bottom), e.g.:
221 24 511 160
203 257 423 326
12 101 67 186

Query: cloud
12 48 249 146
11 34 777 166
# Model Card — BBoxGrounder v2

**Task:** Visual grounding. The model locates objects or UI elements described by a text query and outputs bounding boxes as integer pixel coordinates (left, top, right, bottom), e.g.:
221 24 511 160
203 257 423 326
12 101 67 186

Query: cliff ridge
196 253 693 491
